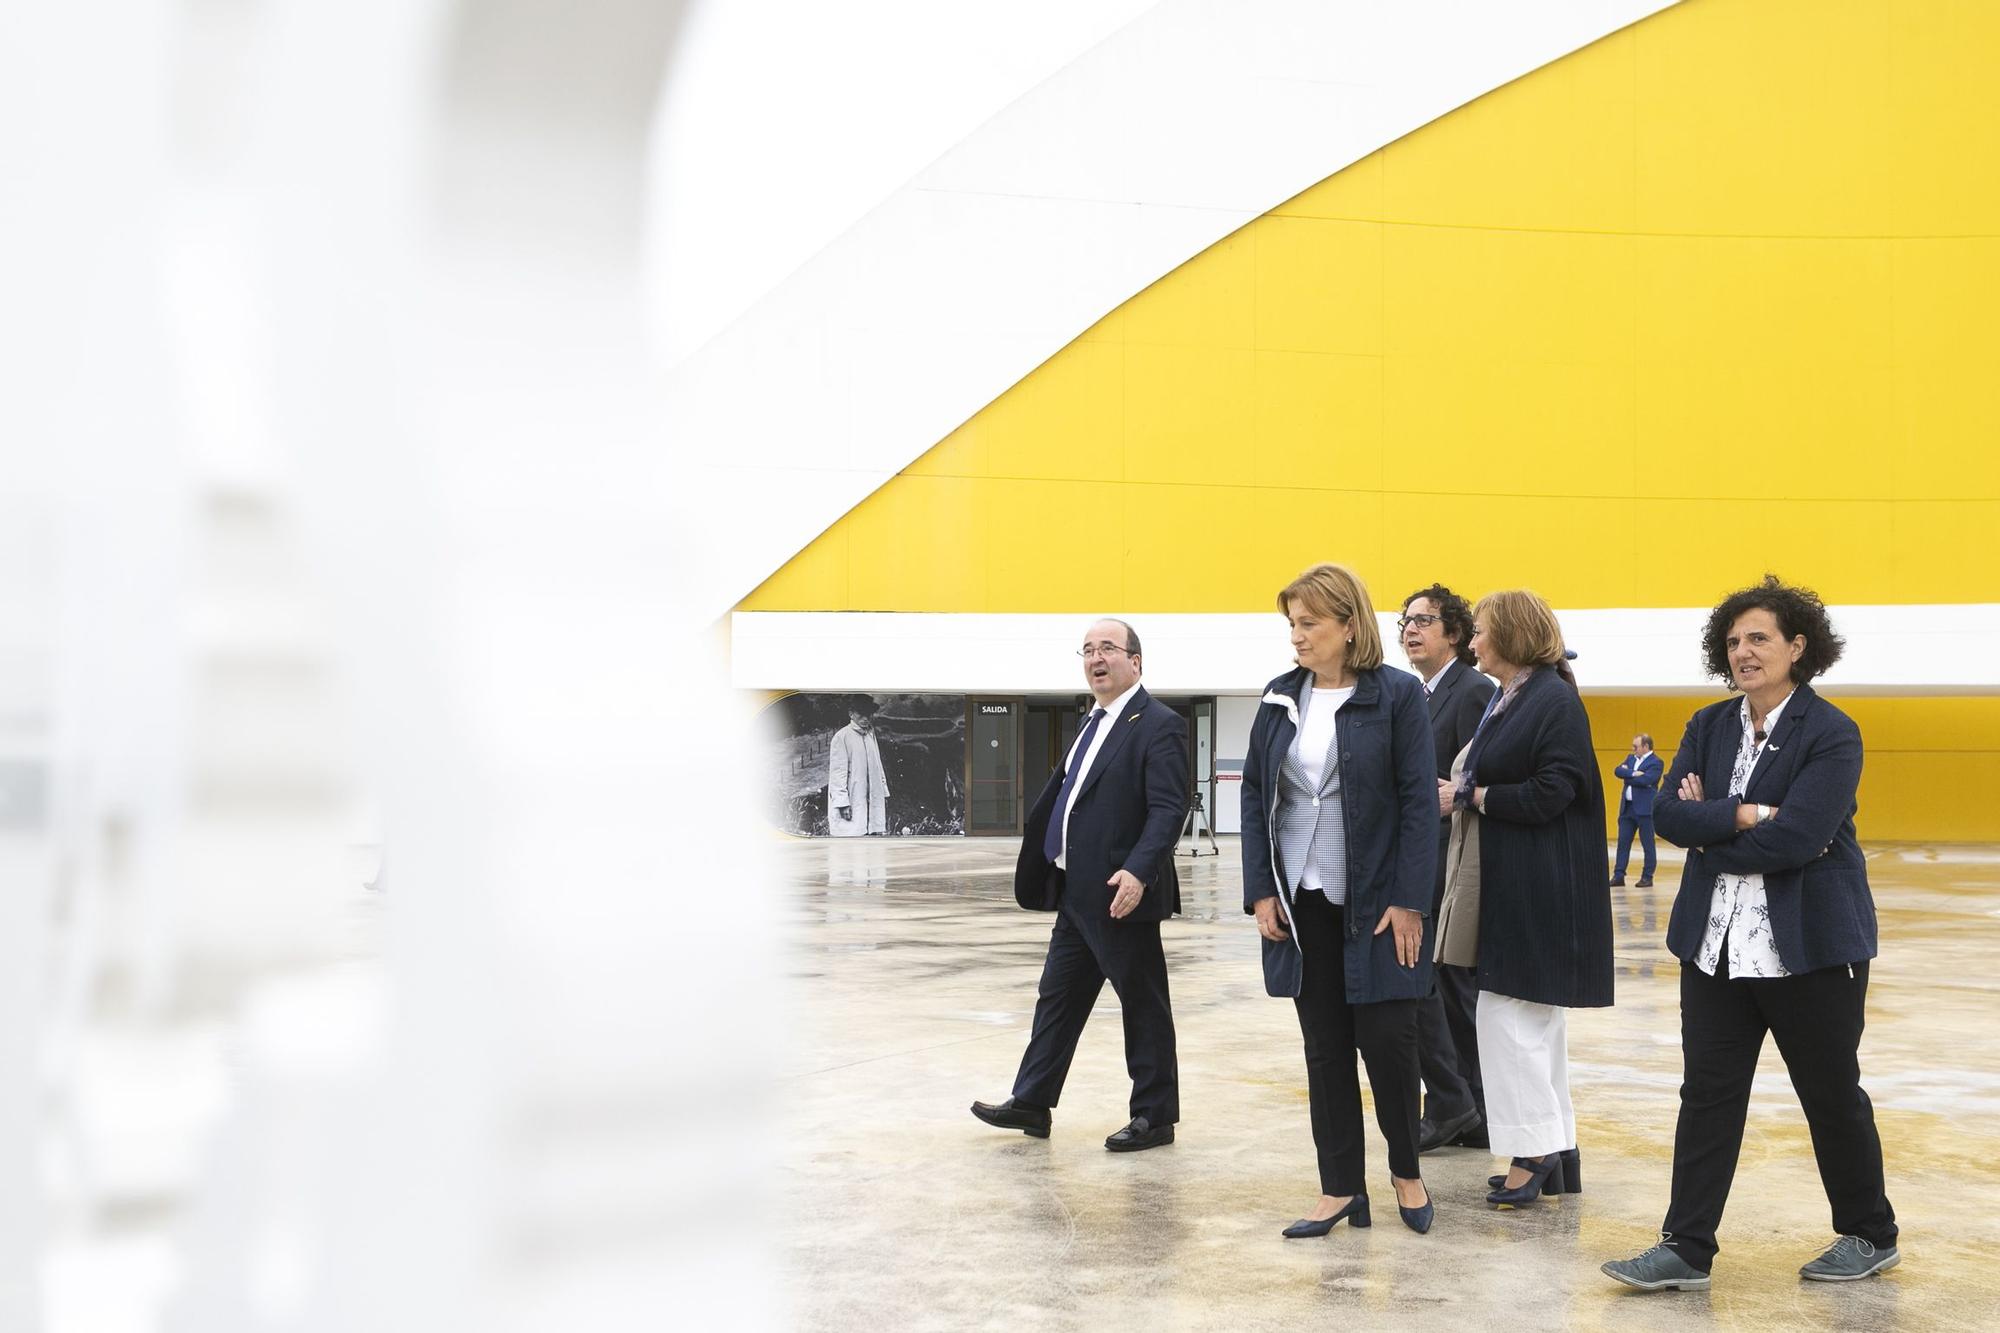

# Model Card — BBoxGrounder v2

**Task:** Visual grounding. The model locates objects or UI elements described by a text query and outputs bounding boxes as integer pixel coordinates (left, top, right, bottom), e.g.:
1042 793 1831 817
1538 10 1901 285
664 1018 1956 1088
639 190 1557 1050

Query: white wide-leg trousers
1476 993 1576 1159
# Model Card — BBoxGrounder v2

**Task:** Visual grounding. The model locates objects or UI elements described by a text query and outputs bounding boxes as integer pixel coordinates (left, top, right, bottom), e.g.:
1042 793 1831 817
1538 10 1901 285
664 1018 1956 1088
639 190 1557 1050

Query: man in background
1400 584 1496 1153
1611 734 1662 887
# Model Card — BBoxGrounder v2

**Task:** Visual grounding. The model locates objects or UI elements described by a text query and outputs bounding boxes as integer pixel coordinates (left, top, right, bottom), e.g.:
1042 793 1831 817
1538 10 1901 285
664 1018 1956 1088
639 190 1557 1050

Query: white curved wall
662 0 1683 620
731 607 2000 696
647 0 1157 365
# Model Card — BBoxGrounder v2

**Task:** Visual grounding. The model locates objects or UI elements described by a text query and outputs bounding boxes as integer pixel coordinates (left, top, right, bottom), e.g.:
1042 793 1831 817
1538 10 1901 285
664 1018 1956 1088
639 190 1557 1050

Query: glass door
967 698 1022 835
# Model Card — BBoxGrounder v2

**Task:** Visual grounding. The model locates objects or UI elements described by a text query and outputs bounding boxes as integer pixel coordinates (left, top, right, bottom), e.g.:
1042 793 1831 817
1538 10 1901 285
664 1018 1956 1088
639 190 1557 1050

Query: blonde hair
1472 589 1568 672
1276 563 1384 671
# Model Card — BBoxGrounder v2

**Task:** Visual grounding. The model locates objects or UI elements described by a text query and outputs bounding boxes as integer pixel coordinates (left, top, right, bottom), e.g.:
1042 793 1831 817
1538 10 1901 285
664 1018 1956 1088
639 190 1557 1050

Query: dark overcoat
1240 665 1438 1002
1468 667 1615 1009
1654 684 1876 973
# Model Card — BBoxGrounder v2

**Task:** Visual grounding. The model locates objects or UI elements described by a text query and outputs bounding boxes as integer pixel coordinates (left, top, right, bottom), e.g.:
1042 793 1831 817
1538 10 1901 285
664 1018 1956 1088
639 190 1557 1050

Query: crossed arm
1654 713 1859 874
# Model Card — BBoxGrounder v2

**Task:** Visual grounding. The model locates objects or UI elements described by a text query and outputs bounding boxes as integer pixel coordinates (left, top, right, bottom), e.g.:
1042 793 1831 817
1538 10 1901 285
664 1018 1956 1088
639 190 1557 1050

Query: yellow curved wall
741 0 2000 838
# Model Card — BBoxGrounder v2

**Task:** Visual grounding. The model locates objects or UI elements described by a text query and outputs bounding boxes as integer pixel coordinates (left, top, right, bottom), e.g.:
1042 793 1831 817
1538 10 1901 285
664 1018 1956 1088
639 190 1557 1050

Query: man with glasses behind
972 618 1190 1152
1399 585 1497 1153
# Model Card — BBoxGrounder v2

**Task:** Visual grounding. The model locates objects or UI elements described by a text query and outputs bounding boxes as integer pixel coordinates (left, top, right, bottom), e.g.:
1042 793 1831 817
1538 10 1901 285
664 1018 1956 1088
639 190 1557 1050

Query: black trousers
1290 886 1421 1195
1661 955 1897 1272
1416 831 1482 1123
1616 811 1657 878
1012 875 1179 1124
1418 963 1483 1123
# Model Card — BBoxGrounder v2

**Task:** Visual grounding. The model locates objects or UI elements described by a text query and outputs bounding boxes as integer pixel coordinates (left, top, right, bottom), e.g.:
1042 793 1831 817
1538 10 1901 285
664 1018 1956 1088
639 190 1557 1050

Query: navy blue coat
1240 666 1437 1002
1655 685 1877 973
1015 687 1187 922
1613 750 1664 817
1466 667 1615 1009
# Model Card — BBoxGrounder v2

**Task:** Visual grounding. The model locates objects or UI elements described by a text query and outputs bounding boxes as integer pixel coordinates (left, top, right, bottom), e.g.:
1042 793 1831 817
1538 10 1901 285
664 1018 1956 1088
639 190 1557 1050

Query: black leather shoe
1419 1108 1482 1153
1609 874 1626 887
1105 1116 1174 1152
970 1098 1050 1138
1635 877 1653 888
1282 1194 1370 1237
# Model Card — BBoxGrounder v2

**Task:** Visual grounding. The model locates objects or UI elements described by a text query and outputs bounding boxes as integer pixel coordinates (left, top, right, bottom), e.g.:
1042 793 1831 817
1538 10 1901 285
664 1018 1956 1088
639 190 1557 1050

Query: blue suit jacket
1015 686 1187 922
1613 750 1663 817
1655 684 1877 973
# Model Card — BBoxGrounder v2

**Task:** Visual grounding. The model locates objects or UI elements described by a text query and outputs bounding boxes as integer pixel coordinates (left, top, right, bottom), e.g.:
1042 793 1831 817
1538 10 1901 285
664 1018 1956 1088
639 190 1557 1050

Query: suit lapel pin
1127 712 1141 723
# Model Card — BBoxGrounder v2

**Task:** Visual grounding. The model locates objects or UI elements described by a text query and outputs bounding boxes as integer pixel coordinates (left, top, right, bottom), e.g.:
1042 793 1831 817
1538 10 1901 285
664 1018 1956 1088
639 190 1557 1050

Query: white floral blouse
1694 691 1796 979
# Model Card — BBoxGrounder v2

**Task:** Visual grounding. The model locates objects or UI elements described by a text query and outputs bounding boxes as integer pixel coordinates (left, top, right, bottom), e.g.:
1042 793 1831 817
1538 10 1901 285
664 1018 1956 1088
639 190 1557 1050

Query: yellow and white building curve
702 0 2000 842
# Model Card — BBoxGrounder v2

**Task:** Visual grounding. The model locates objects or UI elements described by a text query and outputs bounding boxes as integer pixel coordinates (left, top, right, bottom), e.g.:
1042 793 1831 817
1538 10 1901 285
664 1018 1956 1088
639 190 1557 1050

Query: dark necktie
1044 707 1107 863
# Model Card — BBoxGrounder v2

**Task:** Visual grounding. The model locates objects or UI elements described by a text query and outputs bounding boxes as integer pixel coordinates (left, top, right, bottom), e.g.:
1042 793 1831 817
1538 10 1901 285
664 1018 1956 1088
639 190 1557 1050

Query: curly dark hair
1402 583 1477 669
1700 575 1845 688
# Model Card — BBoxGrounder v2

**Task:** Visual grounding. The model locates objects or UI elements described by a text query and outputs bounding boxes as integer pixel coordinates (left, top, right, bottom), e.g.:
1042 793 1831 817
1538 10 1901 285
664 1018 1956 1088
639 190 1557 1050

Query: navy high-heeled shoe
1488 1147 1580 1195
1486 1153 1564 1208
1394 1179 1434 1235
1282 1194 1371 1238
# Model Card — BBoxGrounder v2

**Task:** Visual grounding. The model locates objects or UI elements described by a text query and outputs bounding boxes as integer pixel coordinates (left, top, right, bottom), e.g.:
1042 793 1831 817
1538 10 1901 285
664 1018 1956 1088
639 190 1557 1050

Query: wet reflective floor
781 838 2000 1331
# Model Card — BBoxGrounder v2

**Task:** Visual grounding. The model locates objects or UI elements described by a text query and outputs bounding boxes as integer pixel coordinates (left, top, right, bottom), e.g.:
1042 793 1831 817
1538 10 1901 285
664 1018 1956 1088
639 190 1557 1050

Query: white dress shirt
1292 684 1354 893
1053 680 1143 870
1293 684 1352 793
1695 690 1796 978
1421 659 1455 697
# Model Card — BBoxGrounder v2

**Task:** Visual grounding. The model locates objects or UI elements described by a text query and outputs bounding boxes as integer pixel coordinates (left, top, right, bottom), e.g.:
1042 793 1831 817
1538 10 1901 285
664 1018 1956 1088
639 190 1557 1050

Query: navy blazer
1240 665 1437 1002
1466 667 1615 1008
1655 684 1876 973
1613 750 1664 818
1015 686 1187 922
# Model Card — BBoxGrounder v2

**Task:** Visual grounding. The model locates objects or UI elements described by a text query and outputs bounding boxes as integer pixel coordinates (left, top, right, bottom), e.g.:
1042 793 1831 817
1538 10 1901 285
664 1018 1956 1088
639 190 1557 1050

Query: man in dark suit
971 618 1190 1151
1399 584 1497 1153
1611 734 1663 887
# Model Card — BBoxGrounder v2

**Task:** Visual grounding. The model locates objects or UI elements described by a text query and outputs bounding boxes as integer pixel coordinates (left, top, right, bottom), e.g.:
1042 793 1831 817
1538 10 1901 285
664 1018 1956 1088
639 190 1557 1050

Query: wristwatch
1756 803 1773 824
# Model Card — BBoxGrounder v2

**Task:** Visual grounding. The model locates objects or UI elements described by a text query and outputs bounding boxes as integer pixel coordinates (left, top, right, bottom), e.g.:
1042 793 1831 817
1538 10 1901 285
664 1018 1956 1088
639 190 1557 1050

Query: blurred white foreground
2 1 778 1328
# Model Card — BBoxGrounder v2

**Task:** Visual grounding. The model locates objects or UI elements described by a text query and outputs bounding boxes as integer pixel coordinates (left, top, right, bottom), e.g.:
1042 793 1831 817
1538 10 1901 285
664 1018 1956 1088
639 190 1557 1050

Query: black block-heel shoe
1486 1154 1564 1208
1488 1147 1580 1194
1282 1194 1371 1238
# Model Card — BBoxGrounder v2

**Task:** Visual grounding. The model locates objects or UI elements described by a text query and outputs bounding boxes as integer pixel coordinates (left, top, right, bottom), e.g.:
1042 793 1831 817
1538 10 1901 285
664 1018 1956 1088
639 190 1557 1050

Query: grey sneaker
1602 1244 1712 1291
1800 1236 1900 1282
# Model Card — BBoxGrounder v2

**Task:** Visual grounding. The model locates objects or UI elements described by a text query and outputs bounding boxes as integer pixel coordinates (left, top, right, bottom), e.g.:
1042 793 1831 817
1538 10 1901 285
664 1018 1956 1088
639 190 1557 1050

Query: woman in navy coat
1240 564 1439 1237
1450 590 1613 1208
1603 577 1899 1292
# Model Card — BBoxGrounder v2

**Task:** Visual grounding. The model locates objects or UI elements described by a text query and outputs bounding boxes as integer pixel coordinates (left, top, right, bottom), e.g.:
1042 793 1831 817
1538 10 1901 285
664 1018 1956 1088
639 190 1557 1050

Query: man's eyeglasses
1077 643 1135 660
1395 613 1442 632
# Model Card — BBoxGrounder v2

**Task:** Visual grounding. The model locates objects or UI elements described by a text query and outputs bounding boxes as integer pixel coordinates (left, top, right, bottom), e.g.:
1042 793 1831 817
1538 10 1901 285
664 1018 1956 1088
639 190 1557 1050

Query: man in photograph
828 697 890 836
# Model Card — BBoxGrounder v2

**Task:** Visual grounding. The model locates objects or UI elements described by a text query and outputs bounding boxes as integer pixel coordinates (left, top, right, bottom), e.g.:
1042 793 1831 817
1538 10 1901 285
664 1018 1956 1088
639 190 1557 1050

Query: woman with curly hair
1602 577 1900 1293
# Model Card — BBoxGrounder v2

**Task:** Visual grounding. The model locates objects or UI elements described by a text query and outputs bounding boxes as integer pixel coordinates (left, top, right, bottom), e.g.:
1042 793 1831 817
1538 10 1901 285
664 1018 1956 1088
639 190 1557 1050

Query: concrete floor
781 836 2000 1332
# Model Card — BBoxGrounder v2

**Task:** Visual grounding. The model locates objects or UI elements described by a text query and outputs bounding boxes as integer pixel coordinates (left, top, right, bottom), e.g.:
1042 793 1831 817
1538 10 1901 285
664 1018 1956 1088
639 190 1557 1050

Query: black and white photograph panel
764 693 967 836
